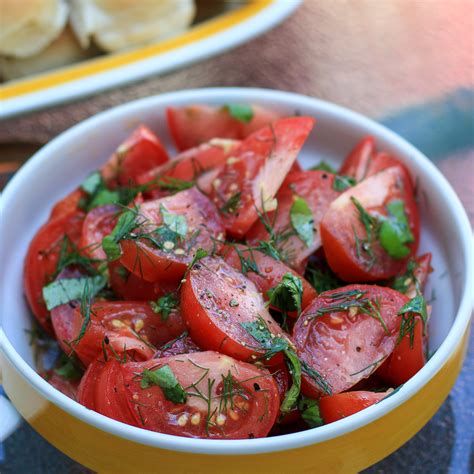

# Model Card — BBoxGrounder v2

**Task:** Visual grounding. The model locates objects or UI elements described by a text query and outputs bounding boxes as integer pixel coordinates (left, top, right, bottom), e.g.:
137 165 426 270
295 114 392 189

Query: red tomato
320 166 420 282
81 204 119 260
43 371 80 401
102 125 169 186
270 364 301 425
50 189 84 220
69 301 186 366
319 390 389 424
24 211 85 333
246 171 340 272
119 188 224 283
210 117 315 238
122 351 280 438
181 256 286 363
108 260 177 301
223 244 317 316
77 359 104 410
293 284 408 397
154 334 201 358
166 104 280 151
137 139 241 190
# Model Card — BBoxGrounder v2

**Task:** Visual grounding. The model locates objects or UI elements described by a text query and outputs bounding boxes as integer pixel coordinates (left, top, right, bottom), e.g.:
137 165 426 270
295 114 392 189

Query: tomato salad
24 103 433 439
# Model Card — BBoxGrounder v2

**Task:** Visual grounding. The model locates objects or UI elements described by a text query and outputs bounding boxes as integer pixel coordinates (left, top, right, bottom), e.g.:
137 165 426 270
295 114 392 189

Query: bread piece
69 0 196 52
1 26 98 81
0 0 69 58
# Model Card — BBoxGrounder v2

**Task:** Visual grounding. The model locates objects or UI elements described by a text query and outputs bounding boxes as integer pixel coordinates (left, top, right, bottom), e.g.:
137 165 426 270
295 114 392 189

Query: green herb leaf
220 192 242 215
155 177 195 193
160 204 187 239
102 208 137 261
81 171 103 195
54 354 83 381
54 235 100 278
351 196 378 269
279 348 302 414
304 260 342 293
397 293 428 325
42 275 107 310
140 365 187 404
290 196 314 247
267 273 303 315
391 259 417 294
150 293 179 321
333 175 356 192
378 200 414 259
309 161 337 173
225 104 254 123
298 398 324 428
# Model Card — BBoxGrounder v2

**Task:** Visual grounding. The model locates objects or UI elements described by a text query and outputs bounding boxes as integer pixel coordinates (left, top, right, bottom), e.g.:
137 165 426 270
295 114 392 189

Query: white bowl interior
0 88 471 454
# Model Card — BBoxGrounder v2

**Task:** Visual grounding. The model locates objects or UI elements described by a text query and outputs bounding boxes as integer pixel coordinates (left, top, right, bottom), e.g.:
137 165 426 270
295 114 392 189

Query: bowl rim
0 87 472 455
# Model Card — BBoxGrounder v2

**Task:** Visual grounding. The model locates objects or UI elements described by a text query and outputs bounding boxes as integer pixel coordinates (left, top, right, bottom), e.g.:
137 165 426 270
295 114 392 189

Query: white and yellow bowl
0 88 472 473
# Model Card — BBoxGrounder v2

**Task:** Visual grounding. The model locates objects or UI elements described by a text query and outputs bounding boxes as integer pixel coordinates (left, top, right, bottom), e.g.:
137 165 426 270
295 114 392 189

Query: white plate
0 0 300 119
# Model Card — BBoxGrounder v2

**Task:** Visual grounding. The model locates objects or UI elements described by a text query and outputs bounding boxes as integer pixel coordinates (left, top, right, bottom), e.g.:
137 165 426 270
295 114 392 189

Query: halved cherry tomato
50 189 85 220
181 256 285 363
123 351 280 438
293 284 408 397
42 371 80 401
24 211 85 333
154 333 201 358
78 359 104 410
319 390 389 424
102 125 169 186
320 166 419 282
166 104 280 151
246 170 340 272
223 244 317 316
68 301 186 366
210 117 315 237
119 188 224 284
81 204 119 260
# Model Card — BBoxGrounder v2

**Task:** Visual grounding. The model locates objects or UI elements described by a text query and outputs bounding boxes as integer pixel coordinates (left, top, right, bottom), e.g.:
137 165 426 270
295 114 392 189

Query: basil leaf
225 104 254 123
150 293 179 321
160 204 187 239
102 209 137 261
309 161 336 173
333 175 356 192
298 398 324 428
267 273 303 315
290 196 314 247
140 365 187 404
81 171 103 195
42 275 107 310
378 200 414 259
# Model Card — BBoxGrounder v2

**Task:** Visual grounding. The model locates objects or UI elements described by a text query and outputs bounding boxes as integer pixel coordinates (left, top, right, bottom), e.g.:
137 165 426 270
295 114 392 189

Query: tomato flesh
293 284 408 397
50 189 84 220
210 117 315 237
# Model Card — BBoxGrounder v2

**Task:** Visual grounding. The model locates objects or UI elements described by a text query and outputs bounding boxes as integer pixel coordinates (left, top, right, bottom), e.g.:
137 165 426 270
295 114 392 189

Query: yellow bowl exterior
1 328 469 474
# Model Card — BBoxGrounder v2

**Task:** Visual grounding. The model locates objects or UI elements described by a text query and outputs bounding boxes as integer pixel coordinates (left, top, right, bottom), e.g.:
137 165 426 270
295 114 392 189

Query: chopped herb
378 200 414 259
70 278 96 345
351 196 378 269
54 235 100 278
391 259 417 294
102 208 138 261
54 353 83 381
290 196 314 247
150 293 179 320
160 204 188 239
42 275 107 311
304 260 342 293
220 192 241 214
298 398 324 428
81 171 103 195
309 161 337 173
397 292 429 345
267 273 303 315
140 365 187 404
333 175 356 192
229 299 239 307
300 361 333 395
234 246 261 275
255 240 281 261
188 248 208 270
155 176 195 193
349 355 387 377
225 104 254 123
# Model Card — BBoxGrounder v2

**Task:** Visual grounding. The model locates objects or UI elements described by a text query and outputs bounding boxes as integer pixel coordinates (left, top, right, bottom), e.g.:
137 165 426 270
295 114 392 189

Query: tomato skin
24 211 85 333
210 117 315 238
320 166 420 282
166 105 280 151
154 334 201 358
339 136 375 181
78 360 104 410
122 351 280 438
102 125 169 186
43 371 80 401
223 245 317 316
50 189 84 220
246 170 340 272
181 256 285 364
319 390 388 424
70 301 186 367
119 188 225 283
293 284 408 397
81 204 118 260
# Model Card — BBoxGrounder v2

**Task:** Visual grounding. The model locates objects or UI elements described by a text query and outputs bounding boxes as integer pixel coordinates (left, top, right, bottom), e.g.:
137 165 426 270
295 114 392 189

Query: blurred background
1 0 473 472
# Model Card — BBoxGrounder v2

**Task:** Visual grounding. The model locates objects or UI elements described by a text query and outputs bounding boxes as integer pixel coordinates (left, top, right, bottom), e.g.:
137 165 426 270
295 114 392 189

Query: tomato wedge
210 117 315 237
154 333 201 358
319 390 389 424
246 170 340 272
102 125 169 186
42 371 80 401
50 189 85 220
119 188 224 284
320 166 419 282
24 211 85 333
166 104 280 151
181 256 286 363
223 244 317 315
293 284 408 397
123 351 280 438
69 301 186 366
